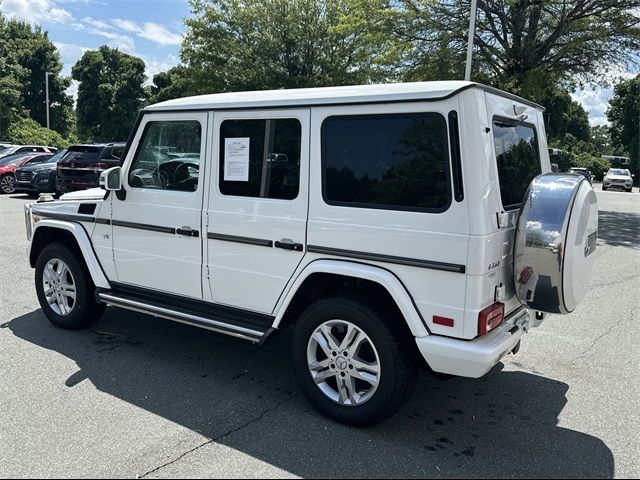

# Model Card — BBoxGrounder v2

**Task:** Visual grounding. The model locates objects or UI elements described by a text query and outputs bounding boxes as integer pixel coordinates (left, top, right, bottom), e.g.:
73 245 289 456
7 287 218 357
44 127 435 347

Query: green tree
7 117 73 149
348 1 639 98
543 88 591 143
181 0 384 93
72 46 146 141
607 75 639 180
0 15 73 136
146 65 196 105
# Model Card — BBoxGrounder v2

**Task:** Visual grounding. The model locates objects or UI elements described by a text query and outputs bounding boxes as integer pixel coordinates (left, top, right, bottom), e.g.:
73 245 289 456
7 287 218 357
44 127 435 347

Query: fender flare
272 259 429 337
30 219 111 289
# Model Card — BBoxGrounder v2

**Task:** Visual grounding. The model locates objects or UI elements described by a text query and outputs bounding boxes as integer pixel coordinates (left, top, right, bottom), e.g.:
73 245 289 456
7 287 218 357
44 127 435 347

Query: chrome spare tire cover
514 173 598 314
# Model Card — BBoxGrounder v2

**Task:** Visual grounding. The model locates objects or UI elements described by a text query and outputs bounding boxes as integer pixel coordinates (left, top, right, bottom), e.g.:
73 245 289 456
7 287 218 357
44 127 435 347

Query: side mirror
100 166 122 191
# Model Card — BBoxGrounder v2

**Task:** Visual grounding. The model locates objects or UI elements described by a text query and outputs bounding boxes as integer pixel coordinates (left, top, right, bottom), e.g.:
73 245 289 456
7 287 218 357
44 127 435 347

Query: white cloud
1 0 73 24
137 22 183 46
571 87 612 126
54 41 90 74
143 54 180 83
111 18 183 46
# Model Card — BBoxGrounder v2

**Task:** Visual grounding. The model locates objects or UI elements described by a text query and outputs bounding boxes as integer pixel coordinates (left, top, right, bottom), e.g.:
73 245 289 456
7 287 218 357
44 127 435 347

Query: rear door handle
274 239 304 251
176 226 200 237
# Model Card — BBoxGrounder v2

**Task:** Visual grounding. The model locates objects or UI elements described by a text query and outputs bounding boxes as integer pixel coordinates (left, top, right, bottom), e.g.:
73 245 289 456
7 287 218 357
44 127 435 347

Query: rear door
485 93 549 314
206 109 310 313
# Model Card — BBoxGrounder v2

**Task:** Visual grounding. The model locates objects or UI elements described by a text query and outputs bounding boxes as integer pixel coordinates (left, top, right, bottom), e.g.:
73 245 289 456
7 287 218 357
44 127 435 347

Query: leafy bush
571 152 612 181
7 117 71 148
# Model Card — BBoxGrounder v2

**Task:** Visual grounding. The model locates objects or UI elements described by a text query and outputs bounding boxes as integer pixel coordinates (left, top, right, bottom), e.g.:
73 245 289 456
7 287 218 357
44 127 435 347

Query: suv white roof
146 81 544 112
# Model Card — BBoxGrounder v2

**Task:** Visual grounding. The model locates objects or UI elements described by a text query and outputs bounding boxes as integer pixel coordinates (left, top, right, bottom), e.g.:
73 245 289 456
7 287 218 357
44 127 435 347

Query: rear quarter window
322 112 451 212
493 119 541 210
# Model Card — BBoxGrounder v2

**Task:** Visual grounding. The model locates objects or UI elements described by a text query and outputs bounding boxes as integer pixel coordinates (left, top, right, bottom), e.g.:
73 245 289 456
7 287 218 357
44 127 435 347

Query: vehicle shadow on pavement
598 210 640 250
6 308 614 479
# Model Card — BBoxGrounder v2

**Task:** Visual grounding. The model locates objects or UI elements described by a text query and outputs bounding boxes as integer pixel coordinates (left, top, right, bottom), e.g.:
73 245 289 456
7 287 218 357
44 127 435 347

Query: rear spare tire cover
514 173 598 314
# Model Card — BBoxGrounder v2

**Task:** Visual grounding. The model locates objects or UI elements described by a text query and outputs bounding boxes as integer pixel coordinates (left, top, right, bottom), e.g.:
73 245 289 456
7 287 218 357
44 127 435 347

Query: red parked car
0 152 54 194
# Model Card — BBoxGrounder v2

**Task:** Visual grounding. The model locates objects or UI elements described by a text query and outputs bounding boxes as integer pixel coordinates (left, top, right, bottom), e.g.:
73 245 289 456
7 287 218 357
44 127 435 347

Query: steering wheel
173 162 200 190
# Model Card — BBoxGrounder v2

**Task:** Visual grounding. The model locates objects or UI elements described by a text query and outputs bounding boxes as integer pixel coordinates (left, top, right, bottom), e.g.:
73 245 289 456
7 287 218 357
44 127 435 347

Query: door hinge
497 211 509 229
495 284 506 301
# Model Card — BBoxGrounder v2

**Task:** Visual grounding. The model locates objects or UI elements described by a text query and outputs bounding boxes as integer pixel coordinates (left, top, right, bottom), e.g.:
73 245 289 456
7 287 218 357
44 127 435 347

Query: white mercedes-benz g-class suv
24 81 598 426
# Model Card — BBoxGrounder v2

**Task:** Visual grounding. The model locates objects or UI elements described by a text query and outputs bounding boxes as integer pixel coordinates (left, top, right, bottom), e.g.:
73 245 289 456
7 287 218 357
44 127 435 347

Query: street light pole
45 72 52 129
464 0 478 81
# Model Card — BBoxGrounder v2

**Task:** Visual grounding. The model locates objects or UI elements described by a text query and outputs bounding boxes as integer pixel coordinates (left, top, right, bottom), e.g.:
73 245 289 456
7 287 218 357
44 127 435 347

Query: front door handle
176 226 200 237
274 239 304 251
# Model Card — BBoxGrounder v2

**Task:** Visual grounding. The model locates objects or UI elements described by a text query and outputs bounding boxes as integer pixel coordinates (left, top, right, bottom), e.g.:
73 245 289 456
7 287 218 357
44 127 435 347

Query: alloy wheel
307 319 381 406
1 175 16 194
42 258 77 316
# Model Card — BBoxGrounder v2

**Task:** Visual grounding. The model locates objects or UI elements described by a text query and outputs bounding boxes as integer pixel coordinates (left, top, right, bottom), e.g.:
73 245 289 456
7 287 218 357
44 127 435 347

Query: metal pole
464 0 478 81
45 72 50 129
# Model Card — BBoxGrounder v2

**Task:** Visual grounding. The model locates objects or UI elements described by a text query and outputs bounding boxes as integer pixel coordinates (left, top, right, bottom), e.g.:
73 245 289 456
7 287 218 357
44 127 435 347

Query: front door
206 110 310 313
111 112 208 298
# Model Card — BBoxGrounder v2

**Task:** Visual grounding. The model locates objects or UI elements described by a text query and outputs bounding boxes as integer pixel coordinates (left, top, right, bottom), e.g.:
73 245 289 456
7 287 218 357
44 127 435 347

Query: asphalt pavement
1 186 638 478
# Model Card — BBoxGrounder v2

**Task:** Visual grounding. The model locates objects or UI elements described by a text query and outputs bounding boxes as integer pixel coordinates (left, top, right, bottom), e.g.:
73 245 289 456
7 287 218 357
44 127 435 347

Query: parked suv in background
0 153 53 194
0 145 57 158
15 149 68 197
56 143 125 193
603 168 634 192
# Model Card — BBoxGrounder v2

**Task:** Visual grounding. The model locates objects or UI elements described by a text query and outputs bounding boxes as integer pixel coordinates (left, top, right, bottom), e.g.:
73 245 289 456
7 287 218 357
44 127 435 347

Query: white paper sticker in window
224 137 250 181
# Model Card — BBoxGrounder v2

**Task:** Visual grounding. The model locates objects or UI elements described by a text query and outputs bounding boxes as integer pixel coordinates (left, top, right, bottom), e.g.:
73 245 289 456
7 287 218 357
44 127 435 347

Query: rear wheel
0 174 16 194
35 242 105 329
292 295 416 427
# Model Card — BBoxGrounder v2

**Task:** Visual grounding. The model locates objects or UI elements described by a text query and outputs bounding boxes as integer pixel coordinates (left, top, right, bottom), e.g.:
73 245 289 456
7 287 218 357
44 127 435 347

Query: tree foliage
72 45 146 141
361 0 639 99
607 75 640 178
0 13 73 136
7 117 73 149
180 0 385 94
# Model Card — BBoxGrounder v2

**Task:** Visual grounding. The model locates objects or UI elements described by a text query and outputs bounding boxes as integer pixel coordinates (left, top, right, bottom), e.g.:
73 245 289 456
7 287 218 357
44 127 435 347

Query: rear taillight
478 302 505 336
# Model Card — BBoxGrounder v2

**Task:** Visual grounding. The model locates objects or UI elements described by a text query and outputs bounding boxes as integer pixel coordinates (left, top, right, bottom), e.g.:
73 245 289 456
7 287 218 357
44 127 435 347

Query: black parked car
56 143 125 193
15 149 68 197
569 167 593 184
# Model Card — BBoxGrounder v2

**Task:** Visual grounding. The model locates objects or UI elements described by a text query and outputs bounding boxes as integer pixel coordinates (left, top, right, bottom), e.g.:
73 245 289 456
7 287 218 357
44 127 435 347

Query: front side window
219 118 301 200
493 119 541 209
129 120 202 192
322 113 450 211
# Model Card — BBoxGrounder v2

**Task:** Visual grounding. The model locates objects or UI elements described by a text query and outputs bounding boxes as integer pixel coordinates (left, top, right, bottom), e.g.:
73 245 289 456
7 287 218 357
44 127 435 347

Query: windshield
0 154 27 166
42 149 67 164
608 169 630 176
25 154 53 165
0 146 15 156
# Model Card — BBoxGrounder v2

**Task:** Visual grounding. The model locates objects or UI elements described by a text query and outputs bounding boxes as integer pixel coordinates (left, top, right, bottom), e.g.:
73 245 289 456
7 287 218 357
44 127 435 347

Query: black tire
0 174 16 194
35 242 105 329
292 295 417 427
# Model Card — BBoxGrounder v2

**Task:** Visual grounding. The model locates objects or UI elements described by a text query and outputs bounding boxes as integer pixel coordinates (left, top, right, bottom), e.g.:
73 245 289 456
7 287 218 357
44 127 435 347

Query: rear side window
493 119 541 209
322 113 451 212
219 118 301 200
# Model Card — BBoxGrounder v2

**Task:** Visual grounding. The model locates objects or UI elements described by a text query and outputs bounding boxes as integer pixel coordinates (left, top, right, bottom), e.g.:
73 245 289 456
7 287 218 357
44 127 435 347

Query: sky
0 0 636 126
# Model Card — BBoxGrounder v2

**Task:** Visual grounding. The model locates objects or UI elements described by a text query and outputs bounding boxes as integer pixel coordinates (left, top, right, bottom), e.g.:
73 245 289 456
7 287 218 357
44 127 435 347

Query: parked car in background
56 143 125 193
15 149 68 197
569 167 593 184
603 168 634 192
0 152 54 194
0 145 57 158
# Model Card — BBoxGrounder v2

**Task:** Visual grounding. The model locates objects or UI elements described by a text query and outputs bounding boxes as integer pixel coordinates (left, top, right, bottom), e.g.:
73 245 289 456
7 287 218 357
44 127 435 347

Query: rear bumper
416 307 532 378
56 173 100 191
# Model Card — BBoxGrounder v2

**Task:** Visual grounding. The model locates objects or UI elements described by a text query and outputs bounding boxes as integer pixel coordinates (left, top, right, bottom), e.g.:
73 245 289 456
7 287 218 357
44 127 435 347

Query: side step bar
98 291 271 343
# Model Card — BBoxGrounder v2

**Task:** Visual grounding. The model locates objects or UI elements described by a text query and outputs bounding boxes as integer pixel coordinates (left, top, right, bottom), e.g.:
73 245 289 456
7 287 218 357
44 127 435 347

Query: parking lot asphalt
1 187 639 479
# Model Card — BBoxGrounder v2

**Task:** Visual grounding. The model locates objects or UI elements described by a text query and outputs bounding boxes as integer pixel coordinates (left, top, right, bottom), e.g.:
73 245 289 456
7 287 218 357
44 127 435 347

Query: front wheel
35 242 105 329
0 174 16 194
292 295 416 427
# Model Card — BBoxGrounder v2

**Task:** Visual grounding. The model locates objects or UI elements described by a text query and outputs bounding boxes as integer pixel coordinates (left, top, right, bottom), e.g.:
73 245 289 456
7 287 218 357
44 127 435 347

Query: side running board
97 290 273 343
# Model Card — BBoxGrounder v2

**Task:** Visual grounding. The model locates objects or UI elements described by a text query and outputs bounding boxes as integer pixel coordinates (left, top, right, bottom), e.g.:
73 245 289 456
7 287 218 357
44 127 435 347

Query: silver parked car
603 168 634 192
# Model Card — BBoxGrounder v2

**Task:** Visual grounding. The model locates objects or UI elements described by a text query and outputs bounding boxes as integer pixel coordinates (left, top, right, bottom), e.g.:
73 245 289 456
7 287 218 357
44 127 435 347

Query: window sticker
224 137 250 181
